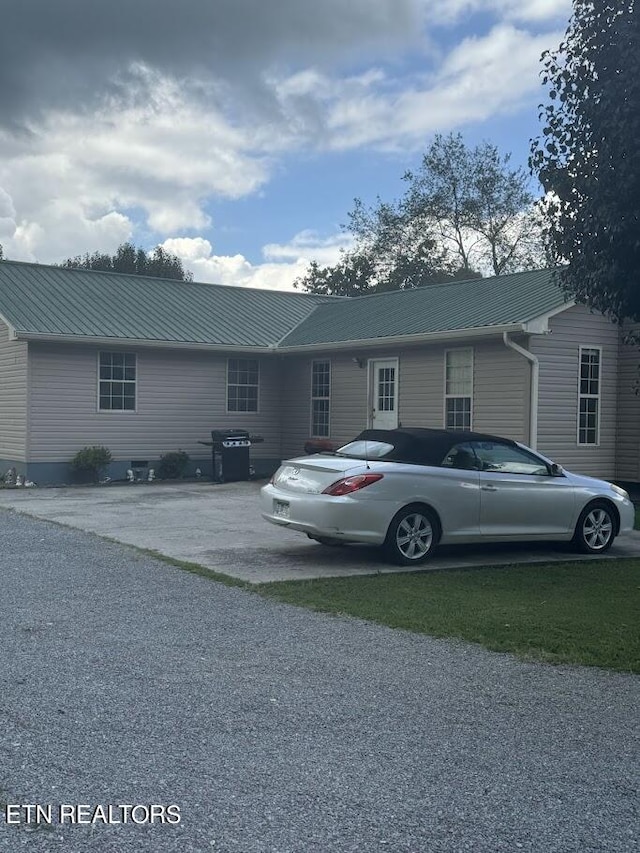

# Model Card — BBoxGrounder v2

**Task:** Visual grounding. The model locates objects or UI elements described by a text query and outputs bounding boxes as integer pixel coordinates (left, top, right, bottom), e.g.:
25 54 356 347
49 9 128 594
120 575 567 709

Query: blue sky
0 0 571 289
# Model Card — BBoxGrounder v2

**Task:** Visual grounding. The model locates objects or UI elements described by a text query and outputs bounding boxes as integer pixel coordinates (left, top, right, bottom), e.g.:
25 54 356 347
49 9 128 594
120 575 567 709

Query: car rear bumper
260 483 391 545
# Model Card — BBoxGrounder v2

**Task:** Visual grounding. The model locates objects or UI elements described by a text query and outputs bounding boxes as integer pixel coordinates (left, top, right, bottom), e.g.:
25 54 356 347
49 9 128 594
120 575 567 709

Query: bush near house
70 446 113 483
157 450 190 480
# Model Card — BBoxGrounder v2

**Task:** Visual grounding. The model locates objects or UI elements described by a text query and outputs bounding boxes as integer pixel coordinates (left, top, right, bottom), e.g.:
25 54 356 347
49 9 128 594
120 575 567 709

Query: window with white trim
227 358 259 412
311 360 331 437
578 347 601 445
99 352 136 411
444 348 473 430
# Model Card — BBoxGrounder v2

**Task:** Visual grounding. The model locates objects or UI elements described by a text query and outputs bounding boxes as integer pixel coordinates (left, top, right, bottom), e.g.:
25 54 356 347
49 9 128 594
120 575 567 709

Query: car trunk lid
273 456 366 494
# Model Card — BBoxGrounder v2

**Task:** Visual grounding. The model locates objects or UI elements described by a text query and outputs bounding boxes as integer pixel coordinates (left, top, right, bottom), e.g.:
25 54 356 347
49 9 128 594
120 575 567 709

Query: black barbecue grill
210 429 251 482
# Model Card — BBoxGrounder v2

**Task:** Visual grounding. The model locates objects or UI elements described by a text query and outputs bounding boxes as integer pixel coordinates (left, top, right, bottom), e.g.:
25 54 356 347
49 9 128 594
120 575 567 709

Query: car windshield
335 440 395 459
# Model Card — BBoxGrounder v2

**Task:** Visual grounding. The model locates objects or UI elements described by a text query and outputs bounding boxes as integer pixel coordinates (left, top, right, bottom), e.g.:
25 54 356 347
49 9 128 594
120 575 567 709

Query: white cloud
162 231 350 291
504 0 571 22
0 67 276 261
263 230 354 265
321 24 563 149
0 186 15 220
0 182 133 262
0 3 568 267
425 0 570 24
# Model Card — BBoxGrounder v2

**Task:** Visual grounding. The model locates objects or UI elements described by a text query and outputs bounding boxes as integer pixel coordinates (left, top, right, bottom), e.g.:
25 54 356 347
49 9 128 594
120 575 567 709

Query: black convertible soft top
348 427 516 467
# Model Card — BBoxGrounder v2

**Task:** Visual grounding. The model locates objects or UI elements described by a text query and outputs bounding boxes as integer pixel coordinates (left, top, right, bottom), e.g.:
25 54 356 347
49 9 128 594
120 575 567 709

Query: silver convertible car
261 427 634 565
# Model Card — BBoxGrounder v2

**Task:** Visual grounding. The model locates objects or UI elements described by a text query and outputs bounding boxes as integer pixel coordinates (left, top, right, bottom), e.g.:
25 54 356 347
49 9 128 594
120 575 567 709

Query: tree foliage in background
296 134 543 296
530 0 640 324
296 203 470 296
60 242 194 281
403 134 544 276
346 193 482 289
295 255 376 298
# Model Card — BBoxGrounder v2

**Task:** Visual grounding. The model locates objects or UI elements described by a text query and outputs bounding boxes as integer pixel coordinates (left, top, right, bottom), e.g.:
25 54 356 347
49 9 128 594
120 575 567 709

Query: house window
311 360 331 437
99 352 136 411
227 358 259 412
578 347 601 445
445 348 473 430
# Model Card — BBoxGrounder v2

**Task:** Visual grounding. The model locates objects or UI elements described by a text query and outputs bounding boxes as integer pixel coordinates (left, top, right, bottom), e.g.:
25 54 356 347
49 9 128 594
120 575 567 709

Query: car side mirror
550 462 564 477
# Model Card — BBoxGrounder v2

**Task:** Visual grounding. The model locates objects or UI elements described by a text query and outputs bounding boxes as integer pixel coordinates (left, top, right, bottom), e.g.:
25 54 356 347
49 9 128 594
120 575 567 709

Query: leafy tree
295 203 466 296
60 241 193 281
403 134 544 276
295 255 377 297
346 195 468 290
530 0 640 323
145 245 192 280
296 134 541 296
0 243 3 260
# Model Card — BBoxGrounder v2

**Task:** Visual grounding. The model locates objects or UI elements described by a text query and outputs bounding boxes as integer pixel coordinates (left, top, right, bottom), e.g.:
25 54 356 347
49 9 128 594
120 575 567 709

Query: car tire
384 505 439 565
572 500 616 554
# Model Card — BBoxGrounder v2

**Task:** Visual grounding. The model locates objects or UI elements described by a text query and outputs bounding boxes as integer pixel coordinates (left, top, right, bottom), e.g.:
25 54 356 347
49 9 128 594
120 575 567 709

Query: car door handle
481 485 498 492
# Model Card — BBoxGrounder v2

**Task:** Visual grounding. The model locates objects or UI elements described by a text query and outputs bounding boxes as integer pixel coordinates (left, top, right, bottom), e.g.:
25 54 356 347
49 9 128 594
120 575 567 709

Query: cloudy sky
0 0 571 290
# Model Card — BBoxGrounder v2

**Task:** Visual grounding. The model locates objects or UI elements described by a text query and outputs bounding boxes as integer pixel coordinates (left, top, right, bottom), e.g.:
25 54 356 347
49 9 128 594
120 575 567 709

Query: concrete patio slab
1 480 639 583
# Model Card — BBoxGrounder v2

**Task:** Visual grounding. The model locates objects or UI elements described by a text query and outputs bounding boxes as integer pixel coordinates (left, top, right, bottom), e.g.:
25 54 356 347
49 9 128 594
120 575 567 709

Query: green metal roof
0 262 568 350
278 268 568 347
0 261 328 347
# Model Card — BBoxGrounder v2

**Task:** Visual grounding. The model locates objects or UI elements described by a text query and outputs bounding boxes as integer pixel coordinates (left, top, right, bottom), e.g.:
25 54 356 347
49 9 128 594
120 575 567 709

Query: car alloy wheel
574 501 615 553
385 506 439 565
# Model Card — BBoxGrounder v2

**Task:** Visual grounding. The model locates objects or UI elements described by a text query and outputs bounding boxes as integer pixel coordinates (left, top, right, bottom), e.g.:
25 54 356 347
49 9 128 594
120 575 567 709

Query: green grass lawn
257 560 640 673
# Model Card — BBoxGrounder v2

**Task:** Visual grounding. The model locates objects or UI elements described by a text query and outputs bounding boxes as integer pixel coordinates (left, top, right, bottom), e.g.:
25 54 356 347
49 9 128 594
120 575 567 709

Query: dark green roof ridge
0 257 336 300
278 267 568 348
0 261 569 349
0 260 328 347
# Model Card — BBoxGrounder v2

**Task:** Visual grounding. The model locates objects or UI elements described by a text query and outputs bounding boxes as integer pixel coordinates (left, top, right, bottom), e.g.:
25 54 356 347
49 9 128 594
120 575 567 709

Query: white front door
369 359 399 429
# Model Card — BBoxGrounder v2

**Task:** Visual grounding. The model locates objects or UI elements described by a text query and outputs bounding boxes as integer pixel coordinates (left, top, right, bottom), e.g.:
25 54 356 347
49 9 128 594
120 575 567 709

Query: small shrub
70 446 112 482
157 450 190 480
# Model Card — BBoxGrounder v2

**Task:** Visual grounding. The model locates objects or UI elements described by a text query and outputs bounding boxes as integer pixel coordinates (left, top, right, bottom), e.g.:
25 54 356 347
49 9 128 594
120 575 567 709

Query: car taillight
322 473 383 496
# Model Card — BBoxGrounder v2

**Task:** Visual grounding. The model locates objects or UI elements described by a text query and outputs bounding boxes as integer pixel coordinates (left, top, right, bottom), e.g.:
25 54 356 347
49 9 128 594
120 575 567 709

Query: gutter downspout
503 332 539 450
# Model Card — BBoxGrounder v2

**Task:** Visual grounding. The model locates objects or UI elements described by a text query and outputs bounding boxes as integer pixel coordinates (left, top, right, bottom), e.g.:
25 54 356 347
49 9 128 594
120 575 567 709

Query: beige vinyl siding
616 325 640 481
279 356 313 459
398 341 528 441
0 320 28 460
279 340 530 460
530 304 619 478
280 353 368 458
471 340 529 442
331 355 369 444
395 347 443 428
27 343 282 462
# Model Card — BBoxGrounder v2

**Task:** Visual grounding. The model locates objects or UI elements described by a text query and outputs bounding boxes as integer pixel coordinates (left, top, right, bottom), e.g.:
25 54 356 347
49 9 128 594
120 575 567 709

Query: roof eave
276 322 538 353
12 331 275 354
0 311 18 339
11 311 562 354
522 300 575 333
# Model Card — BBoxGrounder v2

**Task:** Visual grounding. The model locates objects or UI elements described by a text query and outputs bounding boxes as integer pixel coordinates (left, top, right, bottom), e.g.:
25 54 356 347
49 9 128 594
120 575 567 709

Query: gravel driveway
0 512 638 852
2 481 640 584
